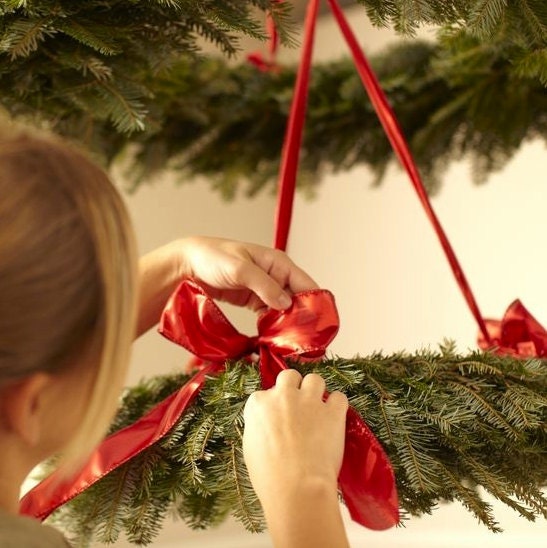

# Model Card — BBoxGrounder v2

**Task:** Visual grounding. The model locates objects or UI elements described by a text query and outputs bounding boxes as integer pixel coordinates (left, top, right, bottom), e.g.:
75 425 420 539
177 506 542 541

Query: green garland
47 346 547 546
118 36 547 197
1 1 546 196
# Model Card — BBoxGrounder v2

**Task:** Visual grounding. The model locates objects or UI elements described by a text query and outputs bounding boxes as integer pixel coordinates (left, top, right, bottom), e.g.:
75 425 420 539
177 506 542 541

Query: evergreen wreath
45 346 547 546
0 1 545 196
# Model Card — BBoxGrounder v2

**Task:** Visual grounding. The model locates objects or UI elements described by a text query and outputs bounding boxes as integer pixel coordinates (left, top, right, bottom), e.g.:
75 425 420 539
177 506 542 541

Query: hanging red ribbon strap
247 0 282 72
273 0 319 251
325 0 492 345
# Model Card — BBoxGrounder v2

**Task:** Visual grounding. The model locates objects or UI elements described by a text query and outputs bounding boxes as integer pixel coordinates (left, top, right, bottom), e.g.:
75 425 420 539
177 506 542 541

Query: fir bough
47 347 547 546
122 36 543 197
1 2 546 196
0 0 295 132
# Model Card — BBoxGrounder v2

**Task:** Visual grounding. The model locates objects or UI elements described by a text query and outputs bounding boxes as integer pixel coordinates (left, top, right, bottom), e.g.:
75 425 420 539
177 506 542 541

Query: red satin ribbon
273 0 319 250
19 358 221 520
152 279 399 530
20 280 398 530
478 299 547 358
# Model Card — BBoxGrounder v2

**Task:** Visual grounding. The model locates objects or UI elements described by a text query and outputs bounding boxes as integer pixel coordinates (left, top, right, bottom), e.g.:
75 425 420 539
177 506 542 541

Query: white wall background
106 5 546 547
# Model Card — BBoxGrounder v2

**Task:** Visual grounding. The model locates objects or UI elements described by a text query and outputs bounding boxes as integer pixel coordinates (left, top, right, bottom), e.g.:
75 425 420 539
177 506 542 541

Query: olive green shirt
0 511 71 547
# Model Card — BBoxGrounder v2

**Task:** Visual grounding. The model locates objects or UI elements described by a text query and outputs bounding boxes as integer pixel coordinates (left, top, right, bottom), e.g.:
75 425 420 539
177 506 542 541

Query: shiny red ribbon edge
20 280 399 530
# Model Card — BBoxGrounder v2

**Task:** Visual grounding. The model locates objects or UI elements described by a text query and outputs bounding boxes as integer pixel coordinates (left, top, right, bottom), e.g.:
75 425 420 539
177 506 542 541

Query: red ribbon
272 0 493 347
478 300 547 358
149 279 399 530
20 280 399 530
273 0 319 251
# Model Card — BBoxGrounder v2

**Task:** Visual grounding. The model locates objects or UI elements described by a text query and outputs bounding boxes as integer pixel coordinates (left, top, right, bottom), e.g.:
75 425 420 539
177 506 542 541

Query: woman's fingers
300 372 326 399
325 390 349 417
274 368 303 390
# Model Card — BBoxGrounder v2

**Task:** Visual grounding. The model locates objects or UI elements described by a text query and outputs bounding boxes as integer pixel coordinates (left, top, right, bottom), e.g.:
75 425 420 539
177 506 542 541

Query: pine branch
0 18 56 59
356 0 546 47
55 19 122 56
3 34 545 195
468 0 508 40
513 0 547 44
227 441 264 533
1 1 546 183
46 348 547 545
0 0 296 133
441 467 502 532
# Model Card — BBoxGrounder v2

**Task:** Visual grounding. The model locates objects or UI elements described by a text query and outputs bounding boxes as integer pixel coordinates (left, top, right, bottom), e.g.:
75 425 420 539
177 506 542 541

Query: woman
0 123 349 547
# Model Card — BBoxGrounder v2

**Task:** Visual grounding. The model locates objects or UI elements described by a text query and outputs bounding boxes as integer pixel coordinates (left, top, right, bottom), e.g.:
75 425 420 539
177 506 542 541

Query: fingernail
278 293 292 309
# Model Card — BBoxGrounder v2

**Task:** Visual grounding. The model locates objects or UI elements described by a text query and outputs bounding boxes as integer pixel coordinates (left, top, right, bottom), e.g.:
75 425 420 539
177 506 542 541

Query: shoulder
0 511 71 548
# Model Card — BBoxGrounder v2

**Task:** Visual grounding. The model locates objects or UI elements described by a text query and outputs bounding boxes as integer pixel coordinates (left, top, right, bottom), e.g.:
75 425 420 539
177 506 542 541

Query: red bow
478 300 547 358
20 280 398 530
160 280 399 530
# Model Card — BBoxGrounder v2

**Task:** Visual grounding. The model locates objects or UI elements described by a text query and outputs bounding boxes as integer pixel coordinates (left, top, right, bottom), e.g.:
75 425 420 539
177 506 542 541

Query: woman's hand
243 369 348 506
175 236 318 311
137 236 318 336
243 369 350 548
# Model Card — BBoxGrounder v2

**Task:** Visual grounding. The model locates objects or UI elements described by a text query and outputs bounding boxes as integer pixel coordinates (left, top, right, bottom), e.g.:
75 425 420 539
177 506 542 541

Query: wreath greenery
1 1 545 196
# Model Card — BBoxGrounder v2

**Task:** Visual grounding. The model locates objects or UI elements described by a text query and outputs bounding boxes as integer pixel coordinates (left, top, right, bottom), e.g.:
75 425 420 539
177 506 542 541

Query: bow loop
256 290 340 358
160 279 256 361
478 299 547 358
160 279 340 368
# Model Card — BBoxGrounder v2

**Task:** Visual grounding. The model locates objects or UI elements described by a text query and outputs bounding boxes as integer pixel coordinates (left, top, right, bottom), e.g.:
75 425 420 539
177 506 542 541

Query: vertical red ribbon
247 0 282 72
273 0 319 251
266 1 280 59
270 1 399 530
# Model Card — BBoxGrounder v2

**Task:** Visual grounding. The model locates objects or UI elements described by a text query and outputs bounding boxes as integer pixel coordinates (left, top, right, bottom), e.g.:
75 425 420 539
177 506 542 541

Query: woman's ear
0 373 52 447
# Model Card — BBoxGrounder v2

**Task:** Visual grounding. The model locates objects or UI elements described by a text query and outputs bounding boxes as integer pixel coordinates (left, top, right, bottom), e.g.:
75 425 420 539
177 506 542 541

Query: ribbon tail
259 344 399 528
19 363 221 520
338 408 399 530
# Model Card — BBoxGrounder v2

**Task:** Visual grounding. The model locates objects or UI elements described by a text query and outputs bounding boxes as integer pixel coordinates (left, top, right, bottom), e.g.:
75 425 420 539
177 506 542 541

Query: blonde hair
0 121 138 469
